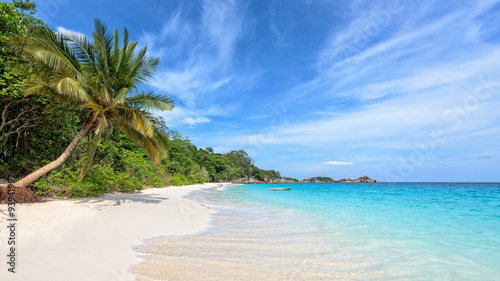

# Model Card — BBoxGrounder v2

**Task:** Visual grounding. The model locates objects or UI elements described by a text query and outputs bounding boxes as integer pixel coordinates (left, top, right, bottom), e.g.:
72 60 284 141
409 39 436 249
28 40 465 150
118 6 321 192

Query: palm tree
0 19 174 202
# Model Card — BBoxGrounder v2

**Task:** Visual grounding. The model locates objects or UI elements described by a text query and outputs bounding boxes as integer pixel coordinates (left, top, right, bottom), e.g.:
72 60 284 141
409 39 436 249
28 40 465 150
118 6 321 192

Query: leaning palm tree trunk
15 118 94 187
0 118 94 202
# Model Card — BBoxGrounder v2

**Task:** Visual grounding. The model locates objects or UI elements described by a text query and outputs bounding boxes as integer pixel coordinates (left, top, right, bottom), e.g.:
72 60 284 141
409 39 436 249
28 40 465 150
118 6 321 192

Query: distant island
301 175 378 183
231 175 377 184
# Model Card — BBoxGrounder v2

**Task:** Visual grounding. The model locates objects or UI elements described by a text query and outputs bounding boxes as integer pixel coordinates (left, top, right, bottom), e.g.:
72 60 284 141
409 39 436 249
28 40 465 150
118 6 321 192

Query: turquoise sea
134 183 500 280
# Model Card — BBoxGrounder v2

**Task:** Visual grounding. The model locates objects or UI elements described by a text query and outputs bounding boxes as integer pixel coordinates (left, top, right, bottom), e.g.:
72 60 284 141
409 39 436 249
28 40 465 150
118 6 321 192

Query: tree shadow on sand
71 192 169 205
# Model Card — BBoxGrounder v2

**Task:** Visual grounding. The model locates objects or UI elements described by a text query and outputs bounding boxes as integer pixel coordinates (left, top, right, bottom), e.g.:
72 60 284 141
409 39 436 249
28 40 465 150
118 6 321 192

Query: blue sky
32 0 500 182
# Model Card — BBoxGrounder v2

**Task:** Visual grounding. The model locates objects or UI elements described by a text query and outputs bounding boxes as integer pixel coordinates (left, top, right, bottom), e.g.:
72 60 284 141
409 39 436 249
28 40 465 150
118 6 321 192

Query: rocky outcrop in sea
300 175 378 183
339 175 378 183
229 175 378 184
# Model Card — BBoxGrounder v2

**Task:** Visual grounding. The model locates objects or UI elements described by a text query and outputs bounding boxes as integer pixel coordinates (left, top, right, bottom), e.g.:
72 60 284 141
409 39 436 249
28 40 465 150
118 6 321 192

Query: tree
0 19 174 202
1 1 54 169
226 150 253 178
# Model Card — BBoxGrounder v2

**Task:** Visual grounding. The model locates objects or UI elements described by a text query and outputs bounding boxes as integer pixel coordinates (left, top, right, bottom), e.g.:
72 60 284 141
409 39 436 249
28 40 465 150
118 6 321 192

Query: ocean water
132 183 500 280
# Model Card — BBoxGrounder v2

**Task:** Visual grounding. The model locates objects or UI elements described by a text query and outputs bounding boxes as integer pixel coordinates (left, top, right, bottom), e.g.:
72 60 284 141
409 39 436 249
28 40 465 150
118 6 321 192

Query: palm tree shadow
71 191 169 205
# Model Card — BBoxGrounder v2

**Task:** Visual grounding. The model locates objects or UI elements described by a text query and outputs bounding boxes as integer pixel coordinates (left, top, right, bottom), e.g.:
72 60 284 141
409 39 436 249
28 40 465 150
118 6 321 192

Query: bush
169 173 190 186
34 162 143 198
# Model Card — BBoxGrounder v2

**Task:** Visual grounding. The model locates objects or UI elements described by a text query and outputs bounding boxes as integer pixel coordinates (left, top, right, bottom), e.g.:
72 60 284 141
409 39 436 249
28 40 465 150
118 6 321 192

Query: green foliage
1 1 289 199
0 0 66 177
19 122 288 198
252 167 281 182
119 149 162 188
21 119 289 199
12 0 37 14
306 177 336 183
4 16 174 186
0 100 81 178
168 173 192 186
167 130 283 183
1 0 47 98
283 177 299 182
34 162 142 198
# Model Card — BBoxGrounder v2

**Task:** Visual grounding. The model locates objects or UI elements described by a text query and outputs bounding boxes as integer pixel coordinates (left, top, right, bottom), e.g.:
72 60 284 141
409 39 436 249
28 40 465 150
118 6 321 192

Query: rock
230 175 378 184
309 176 378 183
300 177 335 183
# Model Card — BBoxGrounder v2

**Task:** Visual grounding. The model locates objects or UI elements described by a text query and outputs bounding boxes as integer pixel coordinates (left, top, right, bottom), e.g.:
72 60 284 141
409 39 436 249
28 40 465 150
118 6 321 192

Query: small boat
268 187 291 191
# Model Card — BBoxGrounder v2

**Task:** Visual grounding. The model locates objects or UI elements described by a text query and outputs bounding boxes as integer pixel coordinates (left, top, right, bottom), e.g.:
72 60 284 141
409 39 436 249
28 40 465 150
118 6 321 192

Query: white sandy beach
0 183 228 281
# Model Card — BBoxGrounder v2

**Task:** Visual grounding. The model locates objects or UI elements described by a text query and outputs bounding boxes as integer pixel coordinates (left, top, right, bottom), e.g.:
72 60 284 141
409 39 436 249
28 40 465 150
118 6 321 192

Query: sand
0 183 228 281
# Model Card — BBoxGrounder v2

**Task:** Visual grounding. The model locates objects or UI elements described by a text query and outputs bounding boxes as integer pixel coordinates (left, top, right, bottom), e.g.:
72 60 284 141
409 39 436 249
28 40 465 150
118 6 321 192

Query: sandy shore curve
0 183 229 281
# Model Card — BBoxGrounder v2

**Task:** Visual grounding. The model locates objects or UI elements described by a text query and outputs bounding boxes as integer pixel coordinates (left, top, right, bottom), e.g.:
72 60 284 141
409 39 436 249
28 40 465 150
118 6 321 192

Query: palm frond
81 101 101 112
92 19 113 75
111 27 126 75
111 28 120 65
79 136 100 180
115 119 166 164
26 31 82 78
126 47 159 86
154 126 170 149
133 55 160 85
114 104 158 137
114 87 129 103
63 30 95 69
104 124 114 143
95 114 108 135
51 68 91 101
22 79 53 96
112 41 138 89
43 100 85 115
125 91 175 111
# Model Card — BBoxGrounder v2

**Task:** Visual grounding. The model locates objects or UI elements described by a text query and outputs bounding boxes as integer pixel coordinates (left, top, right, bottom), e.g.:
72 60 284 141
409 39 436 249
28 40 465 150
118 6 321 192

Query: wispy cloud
56 26 85 37
141 0 250 127
477 155 493 159
267 0 290 47
323 161 354 166
155 106 225 128
194 0 500 180
284 1 500 107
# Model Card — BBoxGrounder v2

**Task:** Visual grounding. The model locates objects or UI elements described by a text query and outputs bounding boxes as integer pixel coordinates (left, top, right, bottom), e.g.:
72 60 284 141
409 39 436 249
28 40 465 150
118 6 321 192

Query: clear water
132 183 500 280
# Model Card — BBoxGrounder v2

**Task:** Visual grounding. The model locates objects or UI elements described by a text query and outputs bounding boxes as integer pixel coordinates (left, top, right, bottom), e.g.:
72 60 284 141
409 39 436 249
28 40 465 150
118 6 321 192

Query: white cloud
285 1 500 108
323 161 354 166
156 106 216 128
183 116 211 126
199 0 500 166
142 0 248 110
56 26 86 37
267 1 290 47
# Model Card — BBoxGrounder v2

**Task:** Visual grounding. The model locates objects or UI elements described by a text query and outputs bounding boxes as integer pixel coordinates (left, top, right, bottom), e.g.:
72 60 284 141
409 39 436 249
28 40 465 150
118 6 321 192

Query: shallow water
132 183 500 280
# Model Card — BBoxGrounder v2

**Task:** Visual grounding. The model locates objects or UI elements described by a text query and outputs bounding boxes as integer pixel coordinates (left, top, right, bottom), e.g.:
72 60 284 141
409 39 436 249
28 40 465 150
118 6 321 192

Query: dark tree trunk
1 118 95 203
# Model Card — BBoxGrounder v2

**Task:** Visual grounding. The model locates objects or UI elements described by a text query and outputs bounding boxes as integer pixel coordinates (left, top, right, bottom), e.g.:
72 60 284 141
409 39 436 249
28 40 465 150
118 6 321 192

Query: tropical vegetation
302 177 336 183
0 1 285 203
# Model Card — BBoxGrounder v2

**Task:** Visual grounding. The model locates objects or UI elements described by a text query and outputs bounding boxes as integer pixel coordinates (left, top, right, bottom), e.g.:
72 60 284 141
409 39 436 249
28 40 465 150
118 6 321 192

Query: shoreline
129 183 354 280
130 182 500 280
0 182 230 281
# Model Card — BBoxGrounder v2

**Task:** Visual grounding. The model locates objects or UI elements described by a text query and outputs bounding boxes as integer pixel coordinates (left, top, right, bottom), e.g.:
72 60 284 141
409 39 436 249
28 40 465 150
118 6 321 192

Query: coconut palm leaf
79 136 100 180
125 91 175 111
115 119 166 164
63 31 95 66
